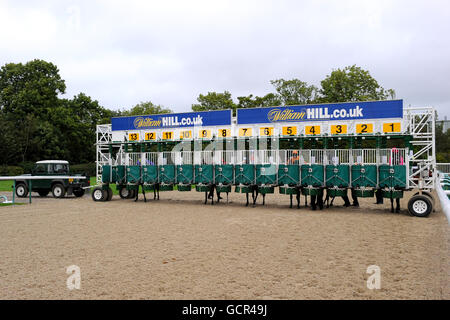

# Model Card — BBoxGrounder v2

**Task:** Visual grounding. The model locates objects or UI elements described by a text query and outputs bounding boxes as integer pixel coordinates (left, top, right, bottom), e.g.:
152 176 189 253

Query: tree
122 101 172 116
0 59 66 120
192 91 236 113
237 93 282 109
270 79 318 105
319 65 394 103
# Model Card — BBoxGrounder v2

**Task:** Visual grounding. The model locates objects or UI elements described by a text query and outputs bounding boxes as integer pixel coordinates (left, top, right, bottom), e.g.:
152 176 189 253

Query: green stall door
126 166 141 184
214 165 234 185
102 165 115 183
142 165 158 184
256 164 277 185
176 165 194 184
159 165 175 184
325 165 350 188
194 165 214 184
278 164 300 186
234 164 255 185
351 165 377 188
116 165 127 184
379 165 407 188
301 165 324 187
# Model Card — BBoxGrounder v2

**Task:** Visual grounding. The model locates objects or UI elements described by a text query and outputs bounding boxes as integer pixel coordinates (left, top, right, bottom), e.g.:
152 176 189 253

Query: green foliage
70 163 96 176
121 101 172 116
192 91 236 114
0 165 24 176
237 93 281 108
436 122 450 162
270 79 318 105
319 65 394 103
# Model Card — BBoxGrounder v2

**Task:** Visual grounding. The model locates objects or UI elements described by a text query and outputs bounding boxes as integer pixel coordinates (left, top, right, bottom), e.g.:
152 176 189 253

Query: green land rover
14 160 90 198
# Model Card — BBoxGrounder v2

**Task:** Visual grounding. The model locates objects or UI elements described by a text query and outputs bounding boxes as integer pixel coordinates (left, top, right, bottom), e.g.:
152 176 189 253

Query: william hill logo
133 117 162 128
267 108 306 122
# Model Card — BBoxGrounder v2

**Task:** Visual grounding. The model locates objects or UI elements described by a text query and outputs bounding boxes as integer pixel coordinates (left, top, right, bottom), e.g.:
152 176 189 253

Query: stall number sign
356 123 374 134
259 127 274 136
162 131 174 140
144 132 156 140
330 124 347 135
383 122 401 133
282 126 297 136
218 128 231 138
128 133 139 141
199 129 211 139
180 130 192 139
305 125 320 135
239 128 252 137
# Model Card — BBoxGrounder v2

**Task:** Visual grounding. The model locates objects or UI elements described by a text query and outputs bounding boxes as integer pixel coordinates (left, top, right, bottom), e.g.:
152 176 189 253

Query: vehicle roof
36 160 69 164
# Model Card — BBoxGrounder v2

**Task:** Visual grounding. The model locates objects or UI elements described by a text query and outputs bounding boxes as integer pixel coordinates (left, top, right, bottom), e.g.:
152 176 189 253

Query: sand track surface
0 190 448 299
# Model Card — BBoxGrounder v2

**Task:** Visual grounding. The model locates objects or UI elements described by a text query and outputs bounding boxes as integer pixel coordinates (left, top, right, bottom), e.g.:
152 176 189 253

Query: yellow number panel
218 128 231 138
128 133 139 141
282 126 297 136
180 130 192 139
239 128 252 137
356 123 374 134
331 124 347 135
383 122 401 133
199 129 211 139
162 131 173 140
259 127 274 136
144 132 156 140
305 125 320 135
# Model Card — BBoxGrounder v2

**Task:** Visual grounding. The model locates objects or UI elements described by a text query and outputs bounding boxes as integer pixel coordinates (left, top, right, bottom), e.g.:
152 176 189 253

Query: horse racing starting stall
94 100 437 217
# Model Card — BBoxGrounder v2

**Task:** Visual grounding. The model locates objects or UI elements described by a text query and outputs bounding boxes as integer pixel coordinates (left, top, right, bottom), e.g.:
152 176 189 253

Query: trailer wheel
73 189 85 197
52 184 66 198
408 195 432 217
38 190 50 197
119 188 130 199
128 189 137 199
92 187 105 201
106 188 113 201
16 183 29 198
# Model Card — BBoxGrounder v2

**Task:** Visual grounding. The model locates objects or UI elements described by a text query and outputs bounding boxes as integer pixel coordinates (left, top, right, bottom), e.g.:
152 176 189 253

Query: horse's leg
395 198 400 213
262 193 265 206
246 192 249 206
311 194 317 210
290 194 293 209
134 186 138 202
143 185 146 203
296 190 300 209
318 189 324 210
204 191 208 204
390 197 394 213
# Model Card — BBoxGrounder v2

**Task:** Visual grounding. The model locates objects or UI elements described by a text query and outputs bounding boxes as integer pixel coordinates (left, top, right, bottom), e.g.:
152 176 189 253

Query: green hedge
0 165 24 176
71 163 96 177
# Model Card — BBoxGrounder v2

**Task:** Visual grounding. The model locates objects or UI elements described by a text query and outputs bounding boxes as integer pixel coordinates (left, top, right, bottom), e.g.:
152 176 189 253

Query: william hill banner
112 110 232 131
237 100 403 124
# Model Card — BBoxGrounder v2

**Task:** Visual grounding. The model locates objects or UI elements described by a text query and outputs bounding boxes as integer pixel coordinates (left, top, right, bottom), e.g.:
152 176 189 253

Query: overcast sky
1 0 449 118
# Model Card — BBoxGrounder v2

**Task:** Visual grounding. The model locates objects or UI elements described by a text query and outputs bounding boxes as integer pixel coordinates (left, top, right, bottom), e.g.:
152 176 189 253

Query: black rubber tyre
119 187 130 199
128 189 137 199
92 187 105 201
413 191 435 212
38 190 50 197
52 183 66 198
408 195 432 217
106 188 113 201
73 189 85 197
15 183 28 198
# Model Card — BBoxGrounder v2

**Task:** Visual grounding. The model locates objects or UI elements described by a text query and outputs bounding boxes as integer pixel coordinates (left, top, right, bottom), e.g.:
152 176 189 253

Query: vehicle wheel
52 183 66 198
38 190 50 197
106 188 113 201
92 187 105 201
408 195 432 217
413 191 435 212
128 189 137 199
73 189 85 197
16 183 29 198
119 187 130 199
